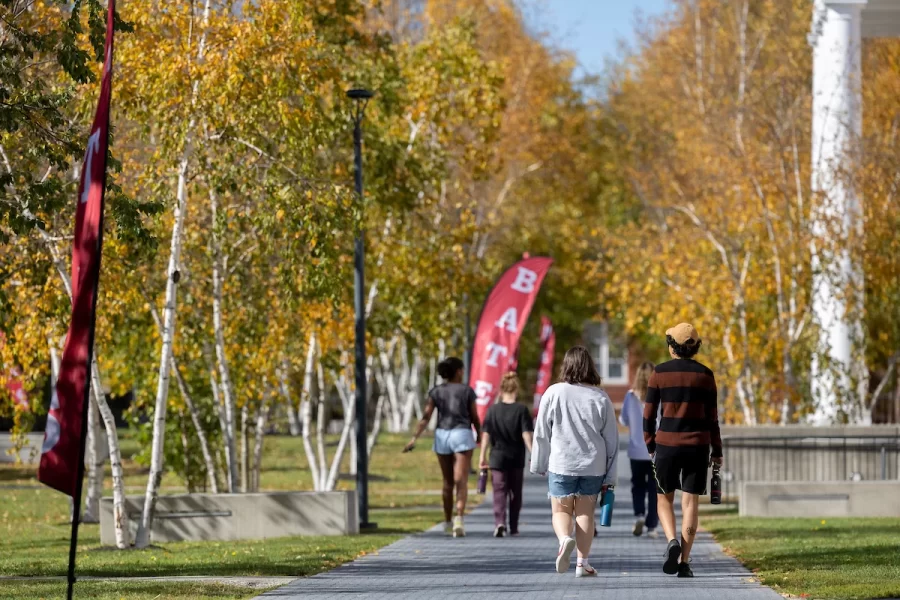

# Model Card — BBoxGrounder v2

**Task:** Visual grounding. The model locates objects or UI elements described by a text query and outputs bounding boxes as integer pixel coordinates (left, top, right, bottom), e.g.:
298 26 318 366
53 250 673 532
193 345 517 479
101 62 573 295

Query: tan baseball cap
666 323 701 345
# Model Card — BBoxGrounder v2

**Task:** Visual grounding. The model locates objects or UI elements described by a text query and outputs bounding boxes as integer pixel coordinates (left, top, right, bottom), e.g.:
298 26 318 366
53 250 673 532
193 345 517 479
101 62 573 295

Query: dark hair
667 335 702 358
437 357 464 381
559 346 602 386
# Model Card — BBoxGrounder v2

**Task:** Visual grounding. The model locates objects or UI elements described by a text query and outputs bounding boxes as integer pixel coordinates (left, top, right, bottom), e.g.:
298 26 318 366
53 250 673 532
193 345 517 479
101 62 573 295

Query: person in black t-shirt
405 357 482 538
478 372 534 537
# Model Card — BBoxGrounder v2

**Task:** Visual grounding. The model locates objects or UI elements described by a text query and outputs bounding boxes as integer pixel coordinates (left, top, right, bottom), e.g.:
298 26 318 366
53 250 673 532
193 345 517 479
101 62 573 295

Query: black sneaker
493 524 506 538
677 562 694 578
663 539 682 575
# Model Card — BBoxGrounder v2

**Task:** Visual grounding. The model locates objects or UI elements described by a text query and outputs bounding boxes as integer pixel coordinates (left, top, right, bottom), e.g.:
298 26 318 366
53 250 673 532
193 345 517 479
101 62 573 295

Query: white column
809 0 867 424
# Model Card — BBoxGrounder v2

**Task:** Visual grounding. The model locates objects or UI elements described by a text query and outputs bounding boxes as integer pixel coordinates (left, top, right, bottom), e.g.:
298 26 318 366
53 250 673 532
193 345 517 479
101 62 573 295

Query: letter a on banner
38 1 116 497
468 256 552 422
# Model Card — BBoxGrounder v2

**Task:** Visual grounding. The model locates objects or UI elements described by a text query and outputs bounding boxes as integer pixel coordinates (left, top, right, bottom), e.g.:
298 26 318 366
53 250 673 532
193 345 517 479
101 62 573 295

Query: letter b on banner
511 267 538 293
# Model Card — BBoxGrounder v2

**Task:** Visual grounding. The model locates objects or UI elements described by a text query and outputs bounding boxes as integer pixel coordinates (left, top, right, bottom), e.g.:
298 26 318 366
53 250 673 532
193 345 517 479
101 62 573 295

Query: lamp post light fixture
347 87 375 530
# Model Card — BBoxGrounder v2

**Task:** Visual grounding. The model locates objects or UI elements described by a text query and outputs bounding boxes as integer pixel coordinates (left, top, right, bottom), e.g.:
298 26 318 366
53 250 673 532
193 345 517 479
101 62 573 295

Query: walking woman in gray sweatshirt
531 346 619 578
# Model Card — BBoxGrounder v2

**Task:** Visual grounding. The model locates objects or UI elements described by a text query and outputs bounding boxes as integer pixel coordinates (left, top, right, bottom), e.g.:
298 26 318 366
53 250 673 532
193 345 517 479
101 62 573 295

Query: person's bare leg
680 492 700 562
551 497 575 542
453 451 472 517
437 454 455 523
574 495 598 559
658 492 678 542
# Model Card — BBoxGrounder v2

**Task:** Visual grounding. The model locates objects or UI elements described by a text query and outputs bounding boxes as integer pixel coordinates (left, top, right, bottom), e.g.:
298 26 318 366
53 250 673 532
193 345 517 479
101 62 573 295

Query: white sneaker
443 521 453 536
647 528 660 539
633 517 645 536
493 524 507 538
575 560 597 578
452 516 465 538
556 536 576 574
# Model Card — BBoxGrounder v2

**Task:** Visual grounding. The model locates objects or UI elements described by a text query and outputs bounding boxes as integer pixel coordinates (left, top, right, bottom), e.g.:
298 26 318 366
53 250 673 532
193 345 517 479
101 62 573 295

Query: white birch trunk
401 350 422 430
41 234 127 542
325 399 354 491
367 390 386 456
326 371 354 490
149 301 219 493
281 363 301 437
136 0 212 549
178 409 192 491
92 359 129 548
299 333 321 490
207 351 237 493
240 403 250 492
172 360 218 493
376 338 402 433
277 364 300 437
252 392 271 492
349 417 358 477
396 339 411 430
82 390 103 523
428 353 438 431
210 191 240 493
315 356 328 490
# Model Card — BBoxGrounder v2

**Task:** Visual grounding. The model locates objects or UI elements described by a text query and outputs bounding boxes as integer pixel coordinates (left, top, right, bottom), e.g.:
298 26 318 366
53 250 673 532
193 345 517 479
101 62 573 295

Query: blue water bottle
599 487 615 527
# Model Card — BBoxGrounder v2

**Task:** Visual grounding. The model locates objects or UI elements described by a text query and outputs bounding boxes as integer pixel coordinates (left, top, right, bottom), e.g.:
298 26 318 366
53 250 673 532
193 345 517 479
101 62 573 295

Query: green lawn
706 516 900 600
0 580 264 600
0 432 472 600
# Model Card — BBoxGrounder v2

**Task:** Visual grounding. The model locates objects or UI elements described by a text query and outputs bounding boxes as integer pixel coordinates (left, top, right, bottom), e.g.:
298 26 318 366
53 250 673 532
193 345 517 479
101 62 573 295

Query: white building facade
809 0 900 423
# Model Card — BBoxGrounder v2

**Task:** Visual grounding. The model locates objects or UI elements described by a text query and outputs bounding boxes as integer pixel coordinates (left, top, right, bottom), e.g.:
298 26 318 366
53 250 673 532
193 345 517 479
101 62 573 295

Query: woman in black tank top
404 357 482 538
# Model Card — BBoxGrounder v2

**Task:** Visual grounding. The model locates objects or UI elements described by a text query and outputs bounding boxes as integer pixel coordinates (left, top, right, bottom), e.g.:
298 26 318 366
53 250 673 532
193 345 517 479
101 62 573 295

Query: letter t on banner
468 256 552 422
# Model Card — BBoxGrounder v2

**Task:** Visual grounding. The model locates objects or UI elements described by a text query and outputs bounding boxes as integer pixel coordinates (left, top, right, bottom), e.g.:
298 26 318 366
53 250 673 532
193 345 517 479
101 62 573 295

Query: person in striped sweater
643 323 723 578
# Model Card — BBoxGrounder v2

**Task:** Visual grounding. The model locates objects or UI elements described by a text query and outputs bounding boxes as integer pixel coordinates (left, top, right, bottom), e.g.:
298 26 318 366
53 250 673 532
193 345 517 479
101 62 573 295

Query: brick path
258 463 779 599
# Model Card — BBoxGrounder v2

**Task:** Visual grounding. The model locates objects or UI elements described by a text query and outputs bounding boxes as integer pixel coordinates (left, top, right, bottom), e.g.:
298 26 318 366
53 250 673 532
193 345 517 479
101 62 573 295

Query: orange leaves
595 0 825 422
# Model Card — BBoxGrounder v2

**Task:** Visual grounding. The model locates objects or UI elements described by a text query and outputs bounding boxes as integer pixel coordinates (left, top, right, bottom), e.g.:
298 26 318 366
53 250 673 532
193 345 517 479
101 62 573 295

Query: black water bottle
477 469 488 494
710 464 722 505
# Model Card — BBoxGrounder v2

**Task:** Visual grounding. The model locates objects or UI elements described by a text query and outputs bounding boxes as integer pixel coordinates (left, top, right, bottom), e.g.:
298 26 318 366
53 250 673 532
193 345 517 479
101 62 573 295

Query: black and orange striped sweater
643 358 723 458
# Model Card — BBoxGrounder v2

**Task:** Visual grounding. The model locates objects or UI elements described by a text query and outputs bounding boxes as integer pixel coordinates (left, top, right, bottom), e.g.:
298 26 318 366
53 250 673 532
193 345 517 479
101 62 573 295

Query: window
591 323 629 385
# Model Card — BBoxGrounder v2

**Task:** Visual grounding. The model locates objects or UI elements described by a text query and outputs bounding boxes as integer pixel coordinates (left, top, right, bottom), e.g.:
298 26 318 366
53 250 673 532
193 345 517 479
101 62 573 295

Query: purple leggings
491 468 524 533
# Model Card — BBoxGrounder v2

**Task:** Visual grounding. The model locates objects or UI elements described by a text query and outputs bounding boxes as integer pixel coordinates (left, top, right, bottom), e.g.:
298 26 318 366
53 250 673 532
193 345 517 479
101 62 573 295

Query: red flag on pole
469 256 552 423
533 316 555 416
38 0 116 497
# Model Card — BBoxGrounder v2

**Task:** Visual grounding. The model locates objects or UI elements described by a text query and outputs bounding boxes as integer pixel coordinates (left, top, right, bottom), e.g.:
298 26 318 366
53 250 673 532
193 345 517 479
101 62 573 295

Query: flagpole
66 35 112 596
66 119 109 600
66 373 91 600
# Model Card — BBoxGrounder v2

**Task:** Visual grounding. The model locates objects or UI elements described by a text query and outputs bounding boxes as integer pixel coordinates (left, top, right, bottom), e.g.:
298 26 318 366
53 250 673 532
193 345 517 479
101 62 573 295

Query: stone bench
99 491 358 545
740 481 900 517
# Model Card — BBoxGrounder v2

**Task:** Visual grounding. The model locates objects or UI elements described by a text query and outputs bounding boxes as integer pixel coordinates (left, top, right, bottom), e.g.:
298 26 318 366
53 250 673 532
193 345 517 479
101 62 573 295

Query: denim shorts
433 428 476 455
548 473 605 499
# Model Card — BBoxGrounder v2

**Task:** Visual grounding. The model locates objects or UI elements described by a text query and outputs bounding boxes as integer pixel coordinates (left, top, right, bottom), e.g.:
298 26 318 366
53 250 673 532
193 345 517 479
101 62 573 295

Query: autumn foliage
1 0 900 518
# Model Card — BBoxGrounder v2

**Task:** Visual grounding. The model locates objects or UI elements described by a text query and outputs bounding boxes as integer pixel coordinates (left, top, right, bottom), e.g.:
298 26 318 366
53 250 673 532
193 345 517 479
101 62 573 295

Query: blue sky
525 0 672 76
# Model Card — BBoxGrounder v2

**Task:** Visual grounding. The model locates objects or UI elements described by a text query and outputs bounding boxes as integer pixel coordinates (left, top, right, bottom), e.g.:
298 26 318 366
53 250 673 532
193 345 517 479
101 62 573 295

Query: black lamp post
347 87 375 530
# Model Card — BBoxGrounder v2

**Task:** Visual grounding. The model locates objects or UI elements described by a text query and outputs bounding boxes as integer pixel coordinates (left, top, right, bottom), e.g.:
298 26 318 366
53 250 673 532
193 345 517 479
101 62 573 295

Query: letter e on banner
474 381 493 406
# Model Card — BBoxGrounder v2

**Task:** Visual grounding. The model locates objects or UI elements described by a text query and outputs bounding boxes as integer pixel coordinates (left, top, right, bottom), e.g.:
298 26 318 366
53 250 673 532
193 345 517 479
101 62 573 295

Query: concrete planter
99 490 358 545
740 481 900 517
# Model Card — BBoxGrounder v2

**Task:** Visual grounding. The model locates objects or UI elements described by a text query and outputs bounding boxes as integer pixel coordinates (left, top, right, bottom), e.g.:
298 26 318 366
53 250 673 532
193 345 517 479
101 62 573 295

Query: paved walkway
259 468 779 599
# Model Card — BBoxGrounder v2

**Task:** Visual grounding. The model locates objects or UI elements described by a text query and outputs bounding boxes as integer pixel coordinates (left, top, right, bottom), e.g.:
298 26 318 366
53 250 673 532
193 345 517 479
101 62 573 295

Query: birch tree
129 0 213 548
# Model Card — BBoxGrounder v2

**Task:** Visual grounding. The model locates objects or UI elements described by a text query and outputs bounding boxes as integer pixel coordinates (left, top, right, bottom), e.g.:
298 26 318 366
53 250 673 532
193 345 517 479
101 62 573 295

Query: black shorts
652 450 709 495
